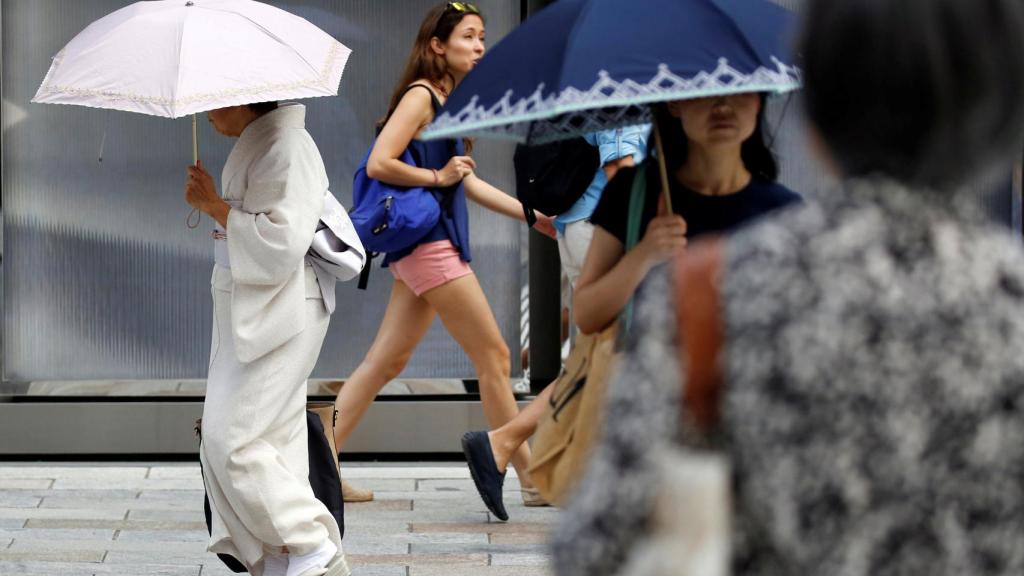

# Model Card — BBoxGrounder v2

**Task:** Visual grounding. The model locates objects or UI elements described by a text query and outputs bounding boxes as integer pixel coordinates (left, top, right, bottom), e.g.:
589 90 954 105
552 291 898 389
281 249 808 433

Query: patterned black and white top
551 177 1024 575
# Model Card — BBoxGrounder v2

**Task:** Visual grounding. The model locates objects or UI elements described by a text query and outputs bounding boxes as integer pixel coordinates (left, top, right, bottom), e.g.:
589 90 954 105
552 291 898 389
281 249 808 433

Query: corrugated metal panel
2 0 523 381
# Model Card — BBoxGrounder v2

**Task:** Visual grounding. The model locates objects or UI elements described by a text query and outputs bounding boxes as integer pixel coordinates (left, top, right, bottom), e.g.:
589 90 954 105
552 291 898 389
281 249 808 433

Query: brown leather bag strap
672 237 725 434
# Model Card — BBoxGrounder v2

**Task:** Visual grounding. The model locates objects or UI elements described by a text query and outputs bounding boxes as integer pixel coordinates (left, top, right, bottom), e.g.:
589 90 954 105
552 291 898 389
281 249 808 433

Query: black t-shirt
590 164 802 245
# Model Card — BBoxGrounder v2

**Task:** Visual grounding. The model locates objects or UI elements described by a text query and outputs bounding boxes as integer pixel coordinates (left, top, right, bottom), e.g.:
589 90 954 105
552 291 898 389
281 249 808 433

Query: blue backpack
349 148 440 255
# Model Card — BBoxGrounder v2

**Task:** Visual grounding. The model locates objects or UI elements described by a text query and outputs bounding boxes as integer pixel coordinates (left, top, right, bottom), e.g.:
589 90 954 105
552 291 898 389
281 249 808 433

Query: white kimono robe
199 104 343 575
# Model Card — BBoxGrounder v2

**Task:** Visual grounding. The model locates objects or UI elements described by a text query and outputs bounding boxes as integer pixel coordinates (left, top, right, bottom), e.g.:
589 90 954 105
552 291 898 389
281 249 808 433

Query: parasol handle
653 121 673 215
187 113 201 228
192 113 199 165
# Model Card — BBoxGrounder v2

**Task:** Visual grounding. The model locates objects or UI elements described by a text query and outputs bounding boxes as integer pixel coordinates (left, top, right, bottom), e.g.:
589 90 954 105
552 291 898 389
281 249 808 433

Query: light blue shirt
554 124 651 235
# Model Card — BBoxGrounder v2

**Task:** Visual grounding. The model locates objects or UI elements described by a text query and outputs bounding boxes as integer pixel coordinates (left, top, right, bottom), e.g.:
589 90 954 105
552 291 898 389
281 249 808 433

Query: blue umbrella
424 0 800 210
426 0 799 143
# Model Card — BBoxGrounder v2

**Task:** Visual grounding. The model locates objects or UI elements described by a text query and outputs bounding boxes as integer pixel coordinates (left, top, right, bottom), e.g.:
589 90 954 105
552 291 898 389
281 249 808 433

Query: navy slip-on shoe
461 430 509 521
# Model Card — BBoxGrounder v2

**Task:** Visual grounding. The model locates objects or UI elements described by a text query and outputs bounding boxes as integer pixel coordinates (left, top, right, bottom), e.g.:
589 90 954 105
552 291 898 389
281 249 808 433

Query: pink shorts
390 240 474 297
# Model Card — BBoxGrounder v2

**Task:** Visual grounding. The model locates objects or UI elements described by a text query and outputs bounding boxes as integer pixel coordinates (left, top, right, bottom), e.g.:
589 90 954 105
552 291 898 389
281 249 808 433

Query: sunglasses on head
447 2 480 14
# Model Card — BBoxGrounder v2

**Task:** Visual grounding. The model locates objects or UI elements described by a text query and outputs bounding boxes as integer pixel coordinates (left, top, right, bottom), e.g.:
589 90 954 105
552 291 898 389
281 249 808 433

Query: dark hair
246 101 279 116
800 0 1024 190
649 94 778 182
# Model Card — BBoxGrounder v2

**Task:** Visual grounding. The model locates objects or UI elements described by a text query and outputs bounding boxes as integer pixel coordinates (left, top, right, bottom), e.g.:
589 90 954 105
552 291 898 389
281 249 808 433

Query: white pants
200 265 340 575
557 219 595 290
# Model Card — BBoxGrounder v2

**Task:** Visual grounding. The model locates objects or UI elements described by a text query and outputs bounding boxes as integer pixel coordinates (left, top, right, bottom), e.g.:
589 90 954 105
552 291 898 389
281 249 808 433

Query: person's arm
366 86 475 188
573 213 687 334
603 155 635 181
463 173 557 239
596 125 647 181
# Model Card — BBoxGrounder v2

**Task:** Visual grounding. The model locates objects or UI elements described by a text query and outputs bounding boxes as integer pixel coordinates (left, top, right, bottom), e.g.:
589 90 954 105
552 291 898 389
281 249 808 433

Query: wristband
431 169 440 186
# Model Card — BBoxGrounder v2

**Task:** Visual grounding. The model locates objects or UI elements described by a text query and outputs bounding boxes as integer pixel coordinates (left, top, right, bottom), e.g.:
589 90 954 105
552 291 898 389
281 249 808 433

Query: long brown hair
378 3 484 150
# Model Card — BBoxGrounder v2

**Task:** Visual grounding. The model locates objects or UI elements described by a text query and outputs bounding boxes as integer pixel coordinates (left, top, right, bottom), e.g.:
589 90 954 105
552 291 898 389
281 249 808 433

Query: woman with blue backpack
335 2 556 503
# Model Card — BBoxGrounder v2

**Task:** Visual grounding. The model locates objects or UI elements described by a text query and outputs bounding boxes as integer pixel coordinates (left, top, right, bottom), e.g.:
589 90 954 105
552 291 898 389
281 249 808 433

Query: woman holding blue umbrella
461 90 799 521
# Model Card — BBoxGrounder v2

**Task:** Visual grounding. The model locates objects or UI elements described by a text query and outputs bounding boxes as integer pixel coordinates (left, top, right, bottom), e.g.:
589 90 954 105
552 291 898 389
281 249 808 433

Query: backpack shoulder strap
395 83 443 115
673 236 725 434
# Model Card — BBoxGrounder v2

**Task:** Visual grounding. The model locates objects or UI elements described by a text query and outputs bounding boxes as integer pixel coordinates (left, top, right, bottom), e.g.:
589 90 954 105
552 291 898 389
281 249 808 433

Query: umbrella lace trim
426 57 801 142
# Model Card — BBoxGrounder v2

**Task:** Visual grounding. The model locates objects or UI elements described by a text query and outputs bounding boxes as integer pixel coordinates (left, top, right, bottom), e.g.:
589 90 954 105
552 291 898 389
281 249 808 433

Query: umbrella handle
187 114 201 228
653 121 674 215
192 113 199 165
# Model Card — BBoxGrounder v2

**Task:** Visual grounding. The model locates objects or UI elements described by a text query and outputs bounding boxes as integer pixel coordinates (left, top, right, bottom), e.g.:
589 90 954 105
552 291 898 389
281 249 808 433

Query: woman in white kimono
185 101 349 576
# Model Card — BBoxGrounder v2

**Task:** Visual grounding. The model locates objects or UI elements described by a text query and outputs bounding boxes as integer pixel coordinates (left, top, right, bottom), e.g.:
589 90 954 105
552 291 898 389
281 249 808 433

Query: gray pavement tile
0 494 42 508
343 468 475 480
494 507 559 523
0 479 53 490
345 499 412 512
1 527 115 542
491 553 550 567
410 497 491 513
340 524 412 538
338 540 408 555
52 478 204 490
41 496 193 511
199 563 241 576
348 553 488 566
145 467 202 480
490 533 548 545
345 532 487 547
0 548 107 562
16 489 140 500
127 509 207 522
9 538 206 554
0 466 149 479
138 485 205 500
343 510 489 524
411 522 551 535
116 529 209 543
417 479 522 493
0 563 95 576
25 518 206 531
0 560 203 575
2 539 10 549
411 567 551 576
338 479 416 492
380 490 482 502
415 479 473 492
105 550 213 566
0 506 127 520
410 543 546 556
348 567 407 576
0 519 26 529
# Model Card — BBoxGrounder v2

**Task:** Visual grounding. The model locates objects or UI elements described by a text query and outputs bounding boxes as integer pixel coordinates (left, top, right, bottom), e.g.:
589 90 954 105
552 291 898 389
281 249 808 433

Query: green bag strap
620 164 649 333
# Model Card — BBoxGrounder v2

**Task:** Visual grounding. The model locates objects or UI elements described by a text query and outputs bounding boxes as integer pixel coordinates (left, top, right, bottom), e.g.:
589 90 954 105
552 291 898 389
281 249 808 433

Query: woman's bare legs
333 279 437 450
487 383 553 473
422 274 534 486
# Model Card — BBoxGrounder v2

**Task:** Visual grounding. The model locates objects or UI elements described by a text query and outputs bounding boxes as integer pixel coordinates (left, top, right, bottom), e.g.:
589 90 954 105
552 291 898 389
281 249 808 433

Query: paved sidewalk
0 463 557 576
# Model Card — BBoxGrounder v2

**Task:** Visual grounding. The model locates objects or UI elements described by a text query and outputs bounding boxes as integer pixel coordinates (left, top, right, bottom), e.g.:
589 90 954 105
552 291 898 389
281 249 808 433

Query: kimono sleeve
226 134 325 286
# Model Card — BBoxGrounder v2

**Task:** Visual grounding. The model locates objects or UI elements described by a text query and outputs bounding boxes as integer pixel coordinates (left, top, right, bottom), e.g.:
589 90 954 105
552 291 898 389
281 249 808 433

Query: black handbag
195 403 345 573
